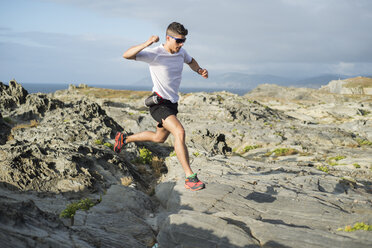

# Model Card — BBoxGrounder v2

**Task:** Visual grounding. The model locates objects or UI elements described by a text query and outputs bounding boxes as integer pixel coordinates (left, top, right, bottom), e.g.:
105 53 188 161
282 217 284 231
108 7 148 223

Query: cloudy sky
1 0 371 87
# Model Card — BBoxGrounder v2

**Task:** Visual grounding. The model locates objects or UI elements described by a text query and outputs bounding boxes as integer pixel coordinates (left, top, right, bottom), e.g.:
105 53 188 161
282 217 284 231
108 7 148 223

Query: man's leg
161 115 193 177
114 126 169 152
162 115 205 191
126 126 170 144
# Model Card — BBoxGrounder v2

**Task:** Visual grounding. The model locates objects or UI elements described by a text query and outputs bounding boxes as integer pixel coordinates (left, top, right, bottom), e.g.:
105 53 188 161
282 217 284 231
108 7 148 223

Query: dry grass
75 87 150 100
120 176 133 186
344 76 372 88
11 120 39 131
150 156 165 178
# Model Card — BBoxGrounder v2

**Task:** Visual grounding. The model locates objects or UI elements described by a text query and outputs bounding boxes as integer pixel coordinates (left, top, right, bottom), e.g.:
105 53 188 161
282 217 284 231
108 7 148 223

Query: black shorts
150 101 178 128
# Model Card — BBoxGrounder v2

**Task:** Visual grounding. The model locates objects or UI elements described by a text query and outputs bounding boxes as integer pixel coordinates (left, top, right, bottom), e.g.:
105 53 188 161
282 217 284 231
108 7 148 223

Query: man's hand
144 35 159 47
198 68 208 79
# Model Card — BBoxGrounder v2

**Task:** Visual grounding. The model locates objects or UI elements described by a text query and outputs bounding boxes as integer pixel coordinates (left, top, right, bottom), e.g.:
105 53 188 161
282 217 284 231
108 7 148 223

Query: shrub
134 147 152 164
60 198 99 219
337 222 372 232
150 156 166 178
353 163 361 169
317 165 329 173
327 155 346 166
193 152 200 157
266 148 298 157
94 139 103 145
243 145 261 153
169 151 177 157
356 138 372 146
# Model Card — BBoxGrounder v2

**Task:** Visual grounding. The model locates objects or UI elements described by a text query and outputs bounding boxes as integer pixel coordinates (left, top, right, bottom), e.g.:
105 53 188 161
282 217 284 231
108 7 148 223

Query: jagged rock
72 185 156 247
0 112 11 145
1 83 371 247
0 80 28 111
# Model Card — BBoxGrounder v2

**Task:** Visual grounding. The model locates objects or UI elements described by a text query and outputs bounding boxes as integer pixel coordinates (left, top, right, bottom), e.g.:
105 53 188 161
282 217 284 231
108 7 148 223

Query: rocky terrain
0 79 371 247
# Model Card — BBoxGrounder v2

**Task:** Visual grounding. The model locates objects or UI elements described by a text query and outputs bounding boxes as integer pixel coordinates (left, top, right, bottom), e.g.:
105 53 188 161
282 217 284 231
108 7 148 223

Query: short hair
166 22 188 36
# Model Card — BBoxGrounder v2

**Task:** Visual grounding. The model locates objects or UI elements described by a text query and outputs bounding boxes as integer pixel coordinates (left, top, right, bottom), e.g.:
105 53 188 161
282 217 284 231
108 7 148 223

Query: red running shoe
114 132 127 153
185 174 205 191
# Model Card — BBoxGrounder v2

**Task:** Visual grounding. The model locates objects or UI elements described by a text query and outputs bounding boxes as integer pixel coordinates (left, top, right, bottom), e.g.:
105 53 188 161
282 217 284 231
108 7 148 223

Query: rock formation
320 76 372 95
0 80 371 247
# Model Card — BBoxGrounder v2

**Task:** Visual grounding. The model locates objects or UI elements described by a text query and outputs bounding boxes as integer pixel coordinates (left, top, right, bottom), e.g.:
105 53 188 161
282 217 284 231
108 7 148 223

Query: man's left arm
188 58 208 79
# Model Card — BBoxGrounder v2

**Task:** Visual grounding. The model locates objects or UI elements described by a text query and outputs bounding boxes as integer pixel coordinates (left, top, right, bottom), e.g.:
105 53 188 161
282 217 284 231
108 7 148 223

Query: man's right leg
126 126 170 144
114 126 170 152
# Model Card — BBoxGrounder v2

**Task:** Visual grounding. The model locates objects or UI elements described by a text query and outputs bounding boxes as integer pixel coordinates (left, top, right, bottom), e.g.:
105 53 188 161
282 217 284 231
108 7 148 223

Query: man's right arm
123 35 159 60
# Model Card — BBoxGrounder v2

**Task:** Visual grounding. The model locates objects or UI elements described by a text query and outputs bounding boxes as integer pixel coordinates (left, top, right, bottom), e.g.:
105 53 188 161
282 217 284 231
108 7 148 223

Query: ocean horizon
12 82 251 96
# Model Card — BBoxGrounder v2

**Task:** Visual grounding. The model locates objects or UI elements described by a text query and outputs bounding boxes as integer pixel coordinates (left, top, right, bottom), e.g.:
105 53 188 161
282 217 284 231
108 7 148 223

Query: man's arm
188 58 208 79
123 35 159 60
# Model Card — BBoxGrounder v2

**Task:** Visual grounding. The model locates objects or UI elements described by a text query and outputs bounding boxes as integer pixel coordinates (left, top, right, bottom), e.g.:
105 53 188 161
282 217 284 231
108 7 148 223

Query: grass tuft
60 198 100 219
316 165 329 173
265 148 298 157
337 222 372 232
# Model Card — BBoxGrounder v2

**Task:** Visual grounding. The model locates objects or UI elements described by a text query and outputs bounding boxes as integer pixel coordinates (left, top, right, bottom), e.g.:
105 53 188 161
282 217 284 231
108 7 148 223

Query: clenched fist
145 35 159 47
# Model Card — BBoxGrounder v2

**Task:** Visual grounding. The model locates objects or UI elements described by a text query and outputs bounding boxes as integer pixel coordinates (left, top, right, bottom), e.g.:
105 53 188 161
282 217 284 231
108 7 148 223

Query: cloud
48 0 372 66
0 29 145 84
2 0 372 85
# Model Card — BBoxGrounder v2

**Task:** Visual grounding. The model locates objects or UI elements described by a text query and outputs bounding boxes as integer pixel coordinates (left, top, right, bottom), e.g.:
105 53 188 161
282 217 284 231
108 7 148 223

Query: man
114 22 208 191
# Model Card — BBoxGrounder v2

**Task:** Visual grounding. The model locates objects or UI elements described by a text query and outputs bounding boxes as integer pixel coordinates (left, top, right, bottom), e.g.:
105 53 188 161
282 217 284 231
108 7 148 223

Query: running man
114 22 208 191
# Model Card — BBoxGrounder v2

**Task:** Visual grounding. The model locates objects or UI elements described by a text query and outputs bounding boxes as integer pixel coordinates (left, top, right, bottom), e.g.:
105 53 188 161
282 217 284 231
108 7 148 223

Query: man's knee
154 136 167 143
173 127 185 140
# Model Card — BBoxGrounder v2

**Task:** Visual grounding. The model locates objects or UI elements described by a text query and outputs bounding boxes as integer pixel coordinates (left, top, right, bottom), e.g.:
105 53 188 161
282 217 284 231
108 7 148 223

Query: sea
17 82 250 96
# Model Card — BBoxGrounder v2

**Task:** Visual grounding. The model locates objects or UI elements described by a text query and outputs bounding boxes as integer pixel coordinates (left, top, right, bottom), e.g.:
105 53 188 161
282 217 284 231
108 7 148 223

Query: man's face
166 34 186 54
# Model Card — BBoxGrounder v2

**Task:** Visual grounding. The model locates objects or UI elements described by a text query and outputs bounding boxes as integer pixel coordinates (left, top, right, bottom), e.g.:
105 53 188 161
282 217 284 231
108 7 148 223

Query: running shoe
114 132 127 153
185 174 205 191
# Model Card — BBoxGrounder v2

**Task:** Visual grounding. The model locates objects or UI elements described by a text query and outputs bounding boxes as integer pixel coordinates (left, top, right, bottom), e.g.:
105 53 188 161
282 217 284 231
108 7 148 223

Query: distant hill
130 72 371 91
320 76 372 95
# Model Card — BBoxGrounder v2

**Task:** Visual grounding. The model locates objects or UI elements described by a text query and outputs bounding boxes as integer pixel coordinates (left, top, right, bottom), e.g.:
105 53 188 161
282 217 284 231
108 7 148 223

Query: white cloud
2 0 372 85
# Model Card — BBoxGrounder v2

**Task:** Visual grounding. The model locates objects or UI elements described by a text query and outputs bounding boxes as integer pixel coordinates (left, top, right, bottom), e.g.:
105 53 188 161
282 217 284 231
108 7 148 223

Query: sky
1 0 372 87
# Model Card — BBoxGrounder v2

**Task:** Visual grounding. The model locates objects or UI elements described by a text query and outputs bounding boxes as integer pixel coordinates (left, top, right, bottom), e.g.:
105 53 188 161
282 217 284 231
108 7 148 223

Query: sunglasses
168 34 186 44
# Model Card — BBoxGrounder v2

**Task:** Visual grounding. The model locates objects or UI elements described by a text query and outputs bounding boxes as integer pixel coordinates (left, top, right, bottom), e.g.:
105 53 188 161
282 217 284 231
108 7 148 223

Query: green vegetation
353 163 361 169
327 155 346 166
104 142 113 149
337 222 372 232
216 95 224 103
3 117 12 124
316 165 329 173
193 152 200 157
242 145 261 153
340 177 356 184
356 138 372 146
265 148 298 157
264 122 273 127
60 198 100 219
169 151 177 157
329 155 346 161
133 147 153 164
358 109 370 116
93 140 113 149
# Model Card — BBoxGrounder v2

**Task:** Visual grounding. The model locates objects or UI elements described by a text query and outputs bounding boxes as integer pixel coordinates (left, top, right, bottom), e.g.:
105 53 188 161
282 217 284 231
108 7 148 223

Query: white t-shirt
136 45 192 103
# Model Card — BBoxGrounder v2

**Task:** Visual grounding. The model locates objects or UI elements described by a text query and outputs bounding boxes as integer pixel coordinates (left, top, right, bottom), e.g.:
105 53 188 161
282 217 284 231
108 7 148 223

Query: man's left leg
162 115 205 191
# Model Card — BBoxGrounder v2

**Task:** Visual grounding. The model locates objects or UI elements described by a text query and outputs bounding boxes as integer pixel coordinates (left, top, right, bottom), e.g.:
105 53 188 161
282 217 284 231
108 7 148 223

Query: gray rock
0 80 28 111
1 83 371 247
